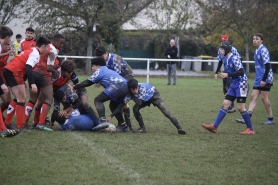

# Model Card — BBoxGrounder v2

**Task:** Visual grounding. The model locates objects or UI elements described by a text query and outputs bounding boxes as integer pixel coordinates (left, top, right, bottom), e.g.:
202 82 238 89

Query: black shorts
32 71 52 89
253 83 272 92
3 68 24 87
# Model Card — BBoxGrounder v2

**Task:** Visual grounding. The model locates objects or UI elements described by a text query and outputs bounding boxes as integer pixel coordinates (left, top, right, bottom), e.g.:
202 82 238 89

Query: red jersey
52 67 71 91
19 39 36 52
5 48 40 76
33 44 59 75
0 53 9 82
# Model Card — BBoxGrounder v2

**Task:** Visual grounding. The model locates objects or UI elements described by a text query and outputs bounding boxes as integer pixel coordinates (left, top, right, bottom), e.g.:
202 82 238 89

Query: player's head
1 40 11 52
36 36 51 54
128 79 139 95
54 90 66 102
52 33 65 50
0 25 13 43
91 57 106 72
15 34 22 42
170 39 175 47
95 46 109 61
220 35 229 42
219 41 232 56
25 27 35 40
61 60 75 77
253 33 263 48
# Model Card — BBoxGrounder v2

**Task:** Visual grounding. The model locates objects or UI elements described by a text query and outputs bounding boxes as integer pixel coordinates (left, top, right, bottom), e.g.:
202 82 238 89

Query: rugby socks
241 111 253 131
213 108 227 128
34 107 41 123
15 102 25 129
4 99 17 124
23 101 35 125
0 112 7 131
38 103 51 125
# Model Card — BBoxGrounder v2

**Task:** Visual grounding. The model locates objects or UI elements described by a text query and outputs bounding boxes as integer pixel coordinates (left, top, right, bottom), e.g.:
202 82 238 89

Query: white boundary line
70 132 153 185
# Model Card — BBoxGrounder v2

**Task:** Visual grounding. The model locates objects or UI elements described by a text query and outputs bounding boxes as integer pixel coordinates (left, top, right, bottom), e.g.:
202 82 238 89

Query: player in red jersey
0 41 14 124
18 27 36 53
0 25 20 137
3 36 50 131
23 34 64 131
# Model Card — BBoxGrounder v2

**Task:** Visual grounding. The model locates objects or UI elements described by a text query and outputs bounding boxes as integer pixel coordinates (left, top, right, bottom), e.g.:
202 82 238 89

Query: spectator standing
164 39 178 85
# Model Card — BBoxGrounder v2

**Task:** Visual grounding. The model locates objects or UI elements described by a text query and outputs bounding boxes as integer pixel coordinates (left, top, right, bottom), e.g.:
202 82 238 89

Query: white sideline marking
70 132 152 185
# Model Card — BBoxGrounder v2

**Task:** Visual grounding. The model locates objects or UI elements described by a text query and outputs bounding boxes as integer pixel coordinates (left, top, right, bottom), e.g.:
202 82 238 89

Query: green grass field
1 75 278 185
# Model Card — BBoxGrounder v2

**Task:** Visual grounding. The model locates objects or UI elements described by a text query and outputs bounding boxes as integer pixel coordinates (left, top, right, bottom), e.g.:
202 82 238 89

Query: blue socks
241 111 253 130
213 108 227 128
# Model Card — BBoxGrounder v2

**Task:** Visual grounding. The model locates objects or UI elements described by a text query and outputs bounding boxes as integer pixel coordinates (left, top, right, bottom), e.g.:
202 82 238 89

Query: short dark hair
61 60 75 73
254 33 263 40
26 27 35 33
52 33 64 41
53 90 65 102
36 36 51 47
95 46 107 56
56 115 66 124
91 57 106 66
16 34 22 39
0 25 13 39
128 79 138 89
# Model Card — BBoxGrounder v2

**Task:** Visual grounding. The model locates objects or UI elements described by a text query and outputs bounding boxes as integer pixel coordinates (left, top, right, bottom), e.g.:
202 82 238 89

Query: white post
147 60 150 83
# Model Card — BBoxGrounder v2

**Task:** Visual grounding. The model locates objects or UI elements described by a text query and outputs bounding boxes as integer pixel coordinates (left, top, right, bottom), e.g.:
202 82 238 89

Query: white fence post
147 60 150 83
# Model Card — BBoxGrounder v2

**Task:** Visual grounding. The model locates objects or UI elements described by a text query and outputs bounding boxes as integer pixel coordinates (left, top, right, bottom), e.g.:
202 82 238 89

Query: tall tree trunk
86 27 93 75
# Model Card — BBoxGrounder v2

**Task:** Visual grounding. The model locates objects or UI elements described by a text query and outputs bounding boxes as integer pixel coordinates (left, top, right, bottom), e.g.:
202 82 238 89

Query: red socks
4 99 17 124
38 103 50 125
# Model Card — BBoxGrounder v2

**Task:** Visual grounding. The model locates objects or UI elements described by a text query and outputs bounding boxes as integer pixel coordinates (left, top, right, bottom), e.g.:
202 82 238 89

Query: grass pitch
1 75 277 185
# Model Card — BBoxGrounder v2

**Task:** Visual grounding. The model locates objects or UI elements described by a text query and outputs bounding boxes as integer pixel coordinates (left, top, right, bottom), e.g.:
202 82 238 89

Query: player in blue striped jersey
236 33 274 125
107 79 186 135
74 57 130 132
214 35 242 113
95 46 134 131
202 41 255 135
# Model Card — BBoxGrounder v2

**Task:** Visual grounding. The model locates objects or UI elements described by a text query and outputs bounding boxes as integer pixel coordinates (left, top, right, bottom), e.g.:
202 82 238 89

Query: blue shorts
104 82 128 102
227 81 248 98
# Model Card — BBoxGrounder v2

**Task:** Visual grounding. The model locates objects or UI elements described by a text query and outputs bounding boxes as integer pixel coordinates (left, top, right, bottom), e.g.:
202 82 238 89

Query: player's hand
106 116 112 122
58 110 67 116
260 81 266 87
0 84 8 92
94 83 101 88
7 50 13 55
219 73 228 79
214 74 218 80
31 84 38 93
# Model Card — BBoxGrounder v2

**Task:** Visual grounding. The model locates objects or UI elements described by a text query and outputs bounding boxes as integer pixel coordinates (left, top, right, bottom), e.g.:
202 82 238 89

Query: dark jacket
164 45 178 64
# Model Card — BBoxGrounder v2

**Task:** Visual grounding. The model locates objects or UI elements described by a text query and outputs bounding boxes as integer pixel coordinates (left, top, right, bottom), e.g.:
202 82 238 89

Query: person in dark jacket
164 39 178 85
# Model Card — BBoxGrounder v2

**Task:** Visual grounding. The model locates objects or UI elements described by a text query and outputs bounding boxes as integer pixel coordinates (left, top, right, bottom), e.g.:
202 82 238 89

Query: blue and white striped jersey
254 45 274 87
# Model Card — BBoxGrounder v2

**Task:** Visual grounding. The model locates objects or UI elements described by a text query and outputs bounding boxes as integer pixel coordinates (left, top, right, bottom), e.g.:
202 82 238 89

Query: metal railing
59 55 278 83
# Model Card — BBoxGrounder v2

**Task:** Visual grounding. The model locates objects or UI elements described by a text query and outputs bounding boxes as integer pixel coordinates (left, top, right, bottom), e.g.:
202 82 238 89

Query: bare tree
196 0 278 73
0 0 24 25
24 0 154 74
